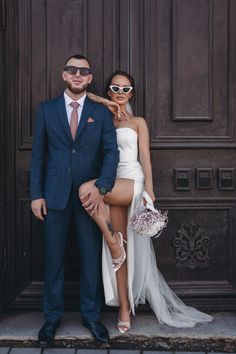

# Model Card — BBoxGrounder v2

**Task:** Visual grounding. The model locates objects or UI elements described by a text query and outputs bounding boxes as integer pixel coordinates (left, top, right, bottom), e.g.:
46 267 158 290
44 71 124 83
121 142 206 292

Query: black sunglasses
64 66 91 76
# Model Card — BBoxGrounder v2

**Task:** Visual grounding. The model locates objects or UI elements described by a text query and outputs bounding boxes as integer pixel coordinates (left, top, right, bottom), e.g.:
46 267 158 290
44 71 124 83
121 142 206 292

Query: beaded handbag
130 191 168 238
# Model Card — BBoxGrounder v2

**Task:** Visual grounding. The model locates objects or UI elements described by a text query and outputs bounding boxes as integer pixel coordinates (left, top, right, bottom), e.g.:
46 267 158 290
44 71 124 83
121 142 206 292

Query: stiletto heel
112 232 126 272
117 309 131 333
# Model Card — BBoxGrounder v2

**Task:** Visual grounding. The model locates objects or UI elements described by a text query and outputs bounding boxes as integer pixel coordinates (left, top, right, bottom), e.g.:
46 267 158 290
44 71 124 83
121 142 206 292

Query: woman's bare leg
110 205 130 329
79 178 133 329
79 178 134 259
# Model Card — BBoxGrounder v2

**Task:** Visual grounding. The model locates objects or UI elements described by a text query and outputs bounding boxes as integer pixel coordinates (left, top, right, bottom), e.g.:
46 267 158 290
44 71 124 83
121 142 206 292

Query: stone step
0 312 236 352
0 350 229 354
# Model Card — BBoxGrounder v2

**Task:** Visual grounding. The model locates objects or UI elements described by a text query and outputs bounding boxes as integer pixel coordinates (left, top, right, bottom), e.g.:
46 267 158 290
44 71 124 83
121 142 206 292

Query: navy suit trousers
43 187 104 322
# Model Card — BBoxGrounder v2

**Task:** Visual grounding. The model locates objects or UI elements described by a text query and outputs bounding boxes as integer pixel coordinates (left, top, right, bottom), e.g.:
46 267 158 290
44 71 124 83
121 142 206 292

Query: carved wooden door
1 0 236 311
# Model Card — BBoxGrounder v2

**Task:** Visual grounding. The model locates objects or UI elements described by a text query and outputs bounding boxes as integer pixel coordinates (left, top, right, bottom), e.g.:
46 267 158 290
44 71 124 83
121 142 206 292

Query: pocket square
87 117 94 123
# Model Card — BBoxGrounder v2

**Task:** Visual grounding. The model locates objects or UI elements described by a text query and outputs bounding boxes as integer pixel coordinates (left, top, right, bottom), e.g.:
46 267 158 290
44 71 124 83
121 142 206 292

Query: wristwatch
95 182 109 196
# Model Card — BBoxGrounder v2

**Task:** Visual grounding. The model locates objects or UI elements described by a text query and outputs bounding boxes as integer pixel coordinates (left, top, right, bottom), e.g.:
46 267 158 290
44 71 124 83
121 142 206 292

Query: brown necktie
70 101 80 139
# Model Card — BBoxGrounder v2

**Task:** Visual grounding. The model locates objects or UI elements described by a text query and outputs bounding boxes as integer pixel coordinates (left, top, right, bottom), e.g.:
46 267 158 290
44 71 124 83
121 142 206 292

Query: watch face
99 187 107 195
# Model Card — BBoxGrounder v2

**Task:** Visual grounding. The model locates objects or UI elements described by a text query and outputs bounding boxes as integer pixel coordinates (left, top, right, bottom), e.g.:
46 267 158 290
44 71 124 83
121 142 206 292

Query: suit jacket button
72 149 76 154
67 168 71 173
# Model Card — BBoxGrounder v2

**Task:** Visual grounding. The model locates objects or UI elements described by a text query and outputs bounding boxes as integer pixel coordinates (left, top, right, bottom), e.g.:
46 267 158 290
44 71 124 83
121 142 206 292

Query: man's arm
81 106 119 214
95 106 119 191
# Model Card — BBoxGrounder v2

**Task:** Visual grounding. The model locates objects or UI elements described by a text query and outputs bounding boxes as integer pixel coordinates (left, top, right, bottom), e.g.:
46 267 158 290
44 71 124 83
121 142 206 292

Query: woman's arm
87 92 120 117
137 118 156 202
87 92 109 105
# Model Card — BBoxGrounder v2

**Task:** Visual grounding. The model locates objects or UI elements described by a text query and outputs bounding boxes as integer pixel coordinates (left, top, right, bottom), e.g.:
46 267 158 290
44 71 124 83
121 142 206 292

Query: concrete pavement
0 311 236 352
0 349 235 354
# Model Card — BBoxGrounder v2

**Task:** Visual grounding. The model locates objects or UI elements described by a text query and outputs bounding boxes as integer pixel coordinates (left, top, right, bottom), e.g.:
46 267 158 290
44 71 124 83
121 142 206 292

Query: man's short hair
64 54 91 68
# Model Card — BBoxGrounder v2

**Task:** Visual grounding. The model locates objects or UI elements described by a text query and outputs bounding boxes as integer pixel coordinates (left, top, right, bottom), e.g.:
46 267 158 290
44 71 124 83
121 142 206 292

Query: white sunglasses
109 85 133 94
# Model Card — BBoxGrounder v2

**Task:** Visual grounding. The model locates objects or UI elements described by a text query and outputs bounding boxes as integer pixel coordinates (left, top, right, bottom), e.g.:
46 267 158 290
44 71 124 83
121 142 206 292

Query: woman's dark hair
64 54 92 68
105 70 135 95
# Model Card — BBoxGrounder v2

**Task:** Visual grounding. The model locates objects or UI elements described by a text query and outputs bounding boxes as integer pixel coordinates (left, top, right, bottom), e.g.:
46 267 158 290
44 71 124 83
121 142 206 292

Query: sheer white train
102 127 213 328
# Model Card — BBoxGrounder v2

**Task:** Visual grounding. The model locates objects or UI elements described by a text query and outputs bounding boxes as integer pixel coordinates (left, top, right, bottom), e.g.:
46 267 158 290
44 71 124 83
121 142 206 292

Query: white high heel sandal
117 309 131 333
112 232 127 272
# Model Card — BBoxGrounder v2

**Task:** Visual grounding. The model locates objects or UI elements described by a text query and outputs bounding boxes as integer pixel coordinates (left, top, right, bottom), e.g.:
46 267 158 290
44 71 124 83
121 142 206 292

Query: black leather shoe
38 319 61 347
83 319 110 344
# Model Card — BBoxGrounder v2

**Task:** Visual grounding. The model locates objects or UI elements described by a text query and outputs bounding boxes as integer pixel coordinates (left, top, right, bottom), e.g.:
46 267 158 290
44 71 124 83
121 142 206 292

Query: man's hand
81 186 104 215
31 198 47 221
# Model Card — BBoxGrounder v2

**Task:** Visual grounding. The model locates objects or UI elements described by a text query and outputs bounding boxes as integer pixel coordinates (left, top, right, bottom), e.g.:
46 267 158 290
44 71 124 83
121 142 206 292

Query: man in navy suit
30 54 119 347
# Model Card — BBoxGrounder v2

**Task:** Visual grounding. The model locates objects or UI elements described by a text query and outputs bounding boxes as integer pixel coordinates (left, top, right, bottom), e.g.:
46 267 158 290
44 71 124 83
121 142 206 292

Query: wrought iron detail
173 221 211 269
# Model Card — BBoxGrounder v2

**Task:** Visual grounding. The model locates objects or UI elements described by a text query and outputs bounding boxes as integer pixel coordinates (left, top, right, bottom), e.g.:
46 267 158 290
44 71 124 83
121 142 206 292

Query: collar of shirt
64 91 87 123
64 91 87 109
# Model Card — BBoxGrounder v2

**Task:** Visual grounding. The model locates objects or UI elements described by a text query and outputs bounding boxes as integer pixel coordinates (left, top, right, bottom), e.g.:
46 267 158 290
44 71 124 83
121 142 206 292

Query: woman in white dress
79 71 213 333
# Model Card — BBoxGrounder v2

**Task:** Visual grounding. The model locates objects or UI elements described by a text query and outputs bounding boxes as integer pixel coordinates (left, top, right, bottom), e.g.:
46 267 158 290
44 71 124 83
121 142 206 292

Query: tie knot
70 101 79 109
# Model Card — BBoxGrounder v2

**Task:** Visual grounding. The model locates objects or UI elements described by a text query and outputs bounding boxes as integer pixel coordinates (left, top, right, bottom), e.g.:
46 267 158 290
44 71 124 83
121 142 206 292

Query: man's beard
66 81 89 94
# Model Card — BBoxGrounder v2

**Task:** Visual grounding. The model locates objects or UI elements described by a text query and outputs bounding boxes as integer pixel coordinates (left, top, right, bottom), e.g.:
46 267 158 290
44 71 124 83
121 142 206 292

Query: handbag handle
142 191 156 212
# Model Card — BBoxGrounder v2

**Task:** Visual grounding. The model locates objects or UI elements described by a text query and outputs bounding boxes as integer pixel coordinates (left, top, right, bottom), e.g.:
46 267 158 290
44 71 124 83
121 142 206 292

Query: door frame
0 0 19 312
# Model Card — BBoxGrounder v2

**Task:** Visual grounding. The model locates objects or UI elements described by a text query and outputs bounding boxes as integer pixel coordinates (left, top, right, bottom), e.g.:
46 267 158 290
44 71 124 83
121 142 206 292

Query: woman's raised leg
79 178 134 261
79 178 133 331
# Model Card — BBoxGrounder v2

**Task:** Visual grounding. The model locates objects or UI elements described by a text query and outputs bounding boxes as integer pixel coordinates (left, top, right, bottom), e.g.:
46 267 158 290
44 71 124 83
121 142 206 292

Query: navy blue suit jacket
30 95 119 210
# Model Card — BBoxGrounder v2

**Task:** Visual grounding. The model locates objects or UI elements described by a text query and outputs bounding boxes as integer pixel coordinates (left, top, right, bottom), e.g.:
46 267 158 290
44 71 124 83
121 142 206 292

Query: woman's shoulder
133 116 146 122
132 116 148 130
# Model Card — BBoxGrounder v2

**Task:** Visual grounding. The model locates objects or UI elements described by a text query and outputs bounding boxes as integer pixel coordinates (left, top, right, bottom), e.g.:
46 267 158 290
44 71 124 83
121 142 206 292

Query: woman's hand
107 102 132 121
107 101 121 118
145 189 156 203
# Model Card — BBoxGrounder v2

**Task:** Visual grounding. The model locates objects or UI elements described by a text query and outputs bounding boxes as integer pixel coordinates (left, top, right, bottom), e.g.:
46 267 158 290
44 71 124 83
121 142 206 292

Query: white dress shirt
64 91 87 126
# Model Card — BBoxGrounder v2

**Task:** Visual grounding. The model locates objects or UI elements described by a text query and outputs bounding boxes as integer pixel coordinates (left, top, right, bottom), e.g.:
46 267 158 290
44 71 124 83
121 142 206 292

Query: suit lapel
55 95 72 140
74 96 94 141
